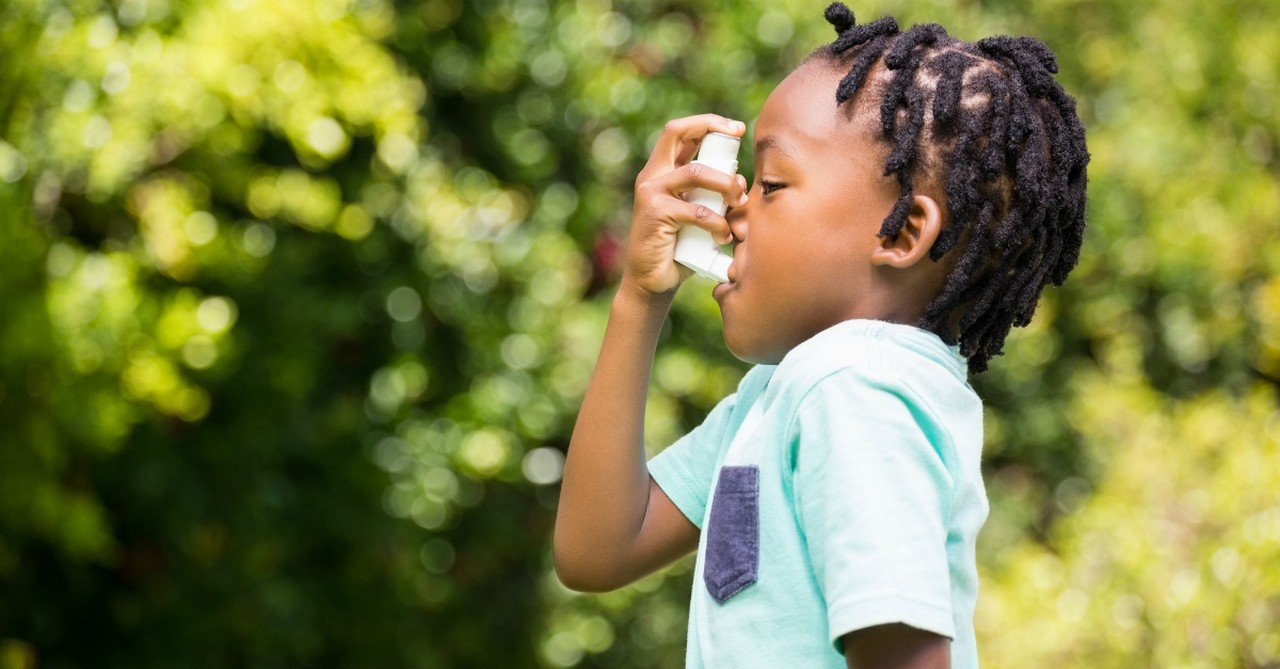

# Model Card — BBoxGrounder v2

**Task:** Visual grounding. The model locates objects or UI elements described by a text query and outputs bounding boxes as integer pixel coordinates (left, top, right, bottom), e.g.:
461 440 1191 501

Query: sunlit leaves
980 379 1280 667
4 0 1280 666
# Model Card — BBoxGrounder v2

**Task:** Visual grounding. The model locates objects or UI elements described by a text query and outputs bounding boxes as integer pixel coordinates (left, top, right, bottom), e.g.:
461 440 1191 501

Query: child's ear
870 194 943 269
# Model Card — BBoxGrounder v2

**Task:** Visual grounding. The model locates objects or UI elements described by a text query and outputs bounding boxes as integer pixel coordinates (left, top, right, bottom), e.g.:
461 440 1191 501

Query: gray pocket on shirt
703 465 759 604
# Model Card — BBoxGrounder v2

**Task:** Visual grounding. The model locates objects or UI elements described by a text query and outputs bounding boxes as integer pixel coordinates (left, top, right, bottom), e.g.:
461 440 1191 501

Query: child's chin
720 327 781 366
718 320 749 362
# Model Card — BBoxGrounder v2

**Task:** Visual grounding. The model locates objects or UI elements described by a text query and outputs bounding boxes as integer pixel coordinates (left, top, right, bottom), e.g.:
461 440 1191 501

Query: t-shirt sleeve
647 391 738 530
791 368 958 647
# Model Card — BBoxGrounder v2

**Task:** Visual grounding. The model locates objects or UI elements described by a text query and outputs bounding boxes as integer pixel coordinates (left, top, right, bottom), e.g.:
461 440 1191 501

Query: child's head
716 2 1088 373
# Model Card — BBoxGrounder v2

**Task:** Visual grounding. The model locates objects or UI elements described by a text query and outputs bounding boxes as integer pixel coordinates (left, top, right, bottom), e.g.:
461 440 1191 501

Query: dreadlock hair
812 2 1089 374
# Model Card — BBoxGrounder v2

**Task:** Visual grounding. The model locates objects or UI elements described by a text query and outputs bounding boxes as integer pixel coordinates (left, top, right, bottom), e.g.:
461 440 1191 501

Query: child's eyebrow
755 135 799 161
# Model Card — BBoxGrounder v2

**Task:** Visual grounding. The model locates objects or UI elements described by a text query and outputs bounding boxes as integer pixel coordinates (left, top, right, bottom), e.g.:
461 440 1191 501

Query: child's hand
623 114 749 297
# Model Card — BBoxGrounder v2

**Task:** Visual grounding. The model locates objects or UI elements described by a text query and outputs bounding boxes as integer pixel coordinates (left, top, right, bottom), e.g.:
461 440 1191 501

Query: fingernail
737 193 749 206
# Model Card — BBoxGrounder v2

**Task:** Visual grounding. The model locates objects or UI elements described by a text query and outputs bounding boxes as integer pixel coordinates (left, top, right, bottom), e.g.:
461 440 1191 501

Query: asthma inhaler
673 131 739 283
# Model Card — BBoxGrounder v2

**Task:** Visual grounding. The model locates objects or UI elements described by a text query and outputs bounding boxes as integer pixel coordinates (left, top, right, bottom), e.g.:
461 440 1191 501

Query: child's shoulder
726 320 975 440
760 320 981 461
771 319 967 393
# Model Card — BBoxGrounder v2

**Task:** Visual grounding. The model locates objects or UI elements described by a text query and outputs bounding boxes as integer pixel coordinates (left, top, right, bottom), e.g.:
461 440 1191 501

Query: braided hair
814 3 1089 374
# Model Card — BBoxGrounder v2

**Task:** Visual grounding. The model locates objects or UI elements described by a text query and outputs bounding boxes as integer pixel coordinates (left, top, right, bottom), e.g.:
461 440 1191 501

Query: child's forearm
554 114 745 591
553 279 678 590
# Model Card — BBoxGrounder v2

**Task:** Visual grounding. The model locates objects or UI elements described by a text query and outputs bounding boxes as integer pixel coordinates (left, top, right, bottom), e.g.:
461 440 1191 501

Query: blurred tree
979 375 1280 667
0 0 540 666
0 0 1277 667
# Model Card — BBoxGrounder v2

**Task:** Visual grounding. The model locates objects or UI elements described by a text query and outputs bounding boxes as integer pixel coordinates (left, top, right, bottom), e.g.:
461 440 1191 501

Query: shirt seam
828 589 954 614
827 590 957 639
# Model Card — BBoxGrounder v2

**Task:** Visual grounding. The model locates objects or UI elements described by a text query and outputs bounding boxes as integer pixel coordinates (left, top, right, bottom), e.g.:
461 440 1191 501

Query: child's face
714 62 903 364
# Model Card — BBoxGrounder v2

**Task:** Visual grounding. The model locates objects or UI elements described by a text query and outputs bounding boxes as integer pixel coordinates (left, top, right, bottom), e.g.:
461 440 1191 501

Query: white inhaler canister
673 131 739 284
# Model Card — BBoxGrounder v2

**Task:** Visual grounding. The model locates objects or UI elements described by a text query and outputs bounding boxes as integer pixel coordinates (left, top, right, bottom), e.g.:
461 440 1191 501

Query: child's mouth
713 276 736 302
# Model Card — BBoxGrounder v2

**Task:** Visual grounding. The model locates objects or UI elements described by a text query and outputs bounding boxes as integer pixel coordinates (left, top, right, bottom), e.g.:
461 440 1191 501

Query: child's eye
758 179 785 195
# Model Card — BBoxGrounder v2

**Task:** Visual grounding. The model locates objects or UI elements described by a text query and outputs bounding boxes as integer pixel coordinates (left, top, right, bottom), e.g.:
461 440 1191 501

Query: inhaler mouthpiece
674 132 739 284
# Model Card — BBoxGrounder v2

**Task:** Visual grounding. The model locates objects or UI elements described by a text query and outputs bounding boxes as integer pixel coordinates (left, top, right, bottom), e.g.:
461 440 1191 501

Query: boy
554 4 1089 668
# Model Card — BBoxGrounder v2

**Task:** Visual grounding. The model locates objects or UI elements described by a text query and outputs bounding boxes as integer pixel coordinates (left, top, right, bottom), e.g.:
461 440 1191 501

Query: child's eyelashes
757 179 785 195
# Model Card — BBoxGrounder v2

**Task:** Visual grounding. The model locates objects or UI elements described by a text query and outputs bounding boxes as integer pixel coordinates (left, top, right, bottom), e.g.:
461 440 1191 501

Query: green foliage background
0 0 1276 667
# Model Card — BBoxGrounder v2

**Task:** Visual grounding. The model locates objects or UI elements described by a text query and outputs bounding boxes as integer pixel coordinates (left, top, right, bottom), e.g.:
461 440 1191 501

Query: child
554 3 1089 668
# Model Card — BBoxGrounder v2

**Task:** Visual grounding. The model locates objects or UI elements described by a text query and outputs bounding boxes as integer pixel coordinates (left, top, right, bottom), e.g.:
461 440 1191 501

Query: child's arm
553 114 748 592
842 625 950 669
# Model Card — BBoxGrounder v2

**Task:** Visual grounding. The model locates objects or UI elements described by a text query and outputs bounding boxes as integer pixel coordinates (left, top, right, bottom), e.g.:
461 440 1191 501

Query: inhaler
673 131 739 284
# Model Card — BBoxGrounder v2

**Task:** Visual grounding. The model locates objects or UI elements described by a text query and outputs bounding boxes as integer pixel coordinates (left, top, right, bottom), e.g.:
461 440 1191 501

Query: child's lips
713 271 737 301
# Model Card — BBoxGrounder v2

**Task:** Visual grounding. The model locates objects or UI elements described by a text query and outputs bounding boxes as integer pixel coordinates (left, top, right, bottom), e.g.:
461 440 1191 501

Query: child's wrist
614 276 677 316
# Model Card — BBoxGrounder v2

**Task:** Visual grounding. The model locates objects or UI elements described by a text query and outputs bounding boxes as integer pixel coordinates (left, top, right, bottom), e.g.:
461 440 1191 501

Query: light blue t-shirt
648 319 987 669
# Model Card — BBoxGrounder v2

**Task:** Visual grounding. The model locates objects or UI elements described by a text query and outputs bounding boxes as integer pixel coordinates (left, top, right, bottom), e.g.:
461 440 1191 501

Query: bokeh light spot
182 335 218 370
500 333 541 370
591 127 630 168
183 211 218 246
83 115 112 148
419 538 456 574
387 286 423 322
197 296 237 333
460 429 509 477
307 116 348 159
273 59 307 92
241 223 276 257
521 447 564 485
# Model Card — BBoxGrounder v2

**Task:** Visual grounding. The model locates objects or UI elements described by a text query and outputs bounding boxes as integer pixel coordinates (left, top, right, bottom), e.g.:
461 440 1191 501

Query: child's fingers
622 195 728 294
623 115 744 291
640 114 747 178
664 200 734 245
632 187 732 244
650 161 750 209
